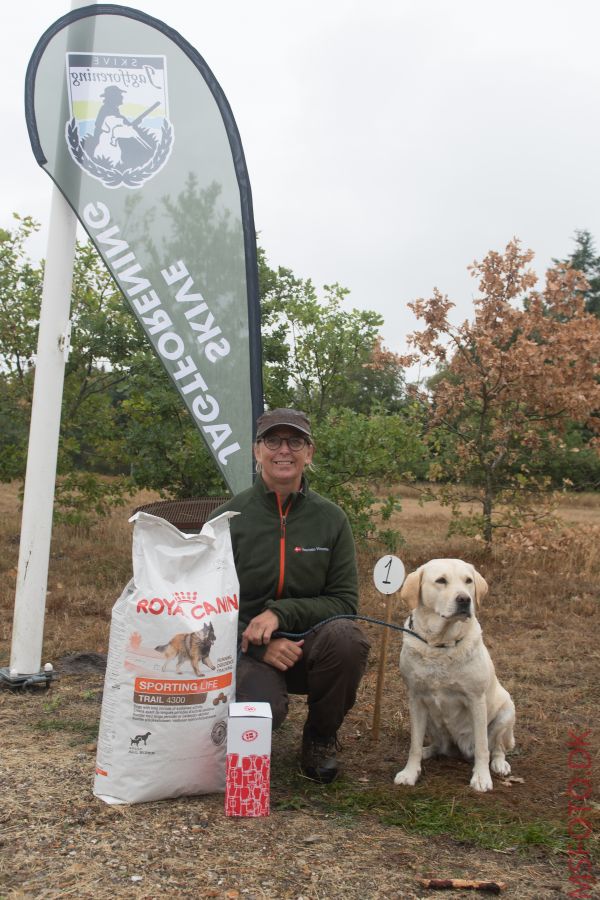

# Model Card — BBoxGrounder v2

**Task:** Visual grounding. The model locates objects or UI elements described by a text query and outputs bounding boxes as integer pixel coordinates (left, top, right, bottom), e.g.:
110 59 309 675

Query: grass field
0 481 598 898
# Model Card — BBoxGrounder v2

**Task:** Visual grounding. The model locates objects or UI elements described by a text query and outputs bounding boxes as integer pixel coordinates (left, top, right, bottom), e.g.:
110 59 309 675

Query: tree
1 211 421 539
0 217 145 519
309 404 428 547
121 352 226 498
405 240 600 544
259 259 405 418
0 215 42 379
256 253 420 547
554 229 600 317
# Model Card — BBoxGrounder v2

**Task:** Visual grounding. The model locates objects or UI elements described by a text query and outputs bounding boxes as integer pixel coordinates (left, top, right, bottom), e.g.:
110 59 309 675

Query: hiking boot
301 724 339 784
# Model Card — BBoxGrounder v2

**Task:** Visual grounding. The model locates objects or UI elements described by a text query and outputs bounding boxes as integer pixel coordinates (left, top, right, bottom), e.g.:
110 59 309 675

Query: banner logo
64 52 174 188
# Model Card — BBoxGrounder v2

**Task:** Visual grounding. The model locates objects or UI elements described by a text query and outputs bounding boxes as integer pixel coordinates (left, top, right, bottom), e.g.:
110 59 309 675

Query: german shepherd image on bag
155 622 216 675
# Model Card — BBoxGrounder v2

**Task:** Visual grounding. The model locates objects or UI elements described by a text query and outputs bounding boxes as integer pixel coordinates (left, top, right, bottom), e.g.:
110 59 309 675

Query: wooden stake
371 594 393 741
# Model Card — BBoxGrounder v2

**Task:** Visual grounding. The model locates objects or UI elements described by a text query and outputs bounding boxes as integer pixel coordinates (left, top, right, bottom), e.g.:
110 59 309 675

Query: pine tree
554 229 600 317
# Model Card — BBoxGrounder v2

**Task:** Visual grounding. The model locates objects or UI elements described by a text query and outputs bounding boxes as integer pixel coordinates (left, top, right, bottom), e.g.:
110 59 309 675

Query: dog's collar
408 614 464 649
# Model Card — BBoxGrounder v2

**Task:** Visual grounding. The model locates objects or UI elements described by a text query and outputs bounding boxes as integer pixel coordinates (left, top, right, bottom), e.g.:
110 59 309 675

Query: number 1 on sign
382 557 393 584
373 555 405 595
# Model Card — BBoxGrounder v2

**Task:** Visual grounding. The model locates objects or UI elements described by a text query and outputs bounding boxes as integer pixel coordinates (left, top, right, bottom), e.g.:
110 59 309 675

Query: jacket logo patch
293 546 330 553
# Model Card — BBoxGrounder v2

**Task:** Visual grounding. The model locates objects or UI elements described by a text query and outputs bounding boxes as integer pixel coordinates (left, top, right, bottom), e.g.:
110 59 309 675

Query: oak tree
405 240 600 544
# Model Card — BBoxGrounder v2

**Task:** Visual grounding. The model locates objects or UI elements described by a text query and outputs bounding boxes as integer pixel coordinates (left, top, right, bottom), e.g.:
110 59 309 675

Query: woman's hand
241 610 280 651
262 638 304 671
241 612 304 670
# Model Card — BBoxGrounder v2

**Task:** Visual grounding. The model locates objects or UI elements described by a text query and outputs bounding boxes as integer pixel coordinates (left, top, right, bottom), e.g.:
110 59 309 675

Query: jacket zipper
275 494 293 600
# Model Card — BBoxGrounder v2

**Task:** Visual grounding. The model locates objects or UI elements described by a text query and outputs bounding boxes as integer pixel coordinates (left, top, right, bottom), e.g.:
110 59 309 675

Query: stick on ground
418 878 507 893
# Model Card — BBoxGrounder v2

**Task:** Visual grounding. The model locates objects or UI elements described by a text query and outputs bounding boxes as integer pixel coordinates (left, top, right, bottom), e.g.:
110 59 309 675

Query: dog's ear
400 568 422 609
472 567 488 609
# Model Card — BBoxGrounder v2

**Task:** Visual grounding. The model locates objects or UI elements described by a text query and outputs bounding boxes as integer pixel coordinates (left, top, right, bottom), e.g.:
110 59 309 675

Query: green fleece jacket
211 476 358 651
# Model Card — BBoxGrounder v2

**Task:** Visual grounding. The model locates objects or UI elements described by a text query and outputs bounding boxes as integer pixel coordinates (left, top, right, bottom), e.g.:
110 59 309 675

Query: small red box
225 702 272 817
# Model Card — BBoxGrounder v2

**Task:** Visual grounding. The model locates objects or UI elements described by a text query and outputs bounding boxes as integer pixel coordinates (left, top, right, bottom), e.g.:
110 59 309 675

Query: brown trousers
235 619 370 737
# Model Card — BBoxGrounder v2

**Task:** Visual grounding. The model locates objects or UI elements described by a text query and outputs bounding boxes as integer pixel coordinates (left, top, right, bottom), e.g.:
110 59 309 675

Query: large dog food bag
94 511 239 804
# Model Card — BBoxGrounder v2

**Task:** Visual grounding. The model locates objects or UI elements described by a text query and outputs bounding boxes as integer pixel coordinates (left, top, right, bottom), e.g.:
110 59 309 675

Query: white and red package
225 702 272 817
94 510 239 804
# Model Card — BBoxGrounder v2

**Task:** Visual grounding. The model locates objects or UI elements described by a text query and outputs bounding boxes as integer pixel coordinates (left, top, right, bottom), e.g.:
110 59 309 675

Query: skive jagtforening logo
65 52 174 188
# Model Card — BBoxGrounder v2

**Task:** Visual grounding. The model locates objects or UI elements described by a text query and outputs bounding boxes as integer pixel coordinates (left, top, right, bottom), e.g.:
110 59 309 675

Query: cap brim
257 420 311 439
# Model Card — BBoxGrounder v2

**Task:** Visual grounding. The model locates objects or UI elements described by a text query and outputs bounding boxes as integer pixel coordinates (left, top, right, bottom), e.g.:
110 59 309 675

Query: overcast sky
3 0 600 364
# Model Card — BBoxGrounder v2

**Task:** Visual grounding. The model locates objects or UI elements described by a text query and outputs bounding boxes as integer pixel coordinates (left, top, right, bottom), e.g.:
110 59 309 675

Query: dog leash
274 614 429 643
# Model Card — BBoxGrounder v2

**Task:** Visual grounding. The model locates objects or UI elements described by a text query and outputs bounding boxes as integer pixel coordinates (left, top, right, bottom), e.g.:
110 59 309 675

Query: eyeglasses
259 435 309 451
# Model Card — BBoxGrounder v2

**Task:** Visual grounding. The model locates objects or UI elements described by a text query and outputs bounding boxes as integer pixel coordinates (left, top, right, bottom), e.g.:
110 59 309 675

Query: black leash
274 613 429 644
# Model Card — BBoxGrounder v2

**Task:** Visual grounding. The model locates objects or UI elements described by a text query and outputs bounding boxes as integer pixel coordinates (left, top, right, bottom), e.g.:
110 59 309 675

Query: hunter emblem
65 52 174 188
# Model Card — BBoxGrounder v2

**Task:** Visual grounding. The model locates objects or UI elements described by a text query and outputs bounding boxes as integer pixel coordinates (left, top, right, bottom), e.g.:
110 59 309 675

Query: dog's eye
435 577 447 585
465 577 473 584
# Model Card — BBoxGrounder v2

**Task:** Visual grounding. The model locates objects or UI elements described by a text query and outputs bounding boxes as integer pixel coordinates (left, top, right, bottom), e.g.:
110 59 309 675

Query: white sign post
2 0 92 685
7 185 77 680
371 555 405 741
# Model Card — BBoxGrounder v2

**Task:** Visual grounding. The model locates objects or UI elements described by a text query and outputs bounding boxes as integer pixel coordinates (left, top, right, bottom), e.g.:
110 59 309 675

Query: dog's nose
455 594 471 610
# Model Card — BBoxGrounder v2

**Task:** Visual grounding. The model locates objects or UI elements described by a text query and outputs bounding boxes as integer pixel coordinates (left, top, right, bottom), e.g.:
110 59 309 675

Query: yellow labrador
394 559 515 792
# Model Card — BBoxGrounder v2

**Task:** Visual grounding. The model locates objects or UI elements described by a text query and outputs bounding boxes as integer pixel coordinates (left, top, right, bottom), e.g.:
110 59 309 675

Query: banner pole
8 188 77 676
6 0 92 680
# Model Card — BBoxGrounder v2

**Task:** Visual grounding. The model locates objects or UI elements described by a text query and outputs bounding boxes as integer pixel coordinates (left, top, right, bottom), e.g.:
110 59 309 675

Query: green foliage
518 422 600 491
0 374 31 480
0 218 144 521
4 210 599 544
52 472 134 526
309 405 427 548
0 212 423 539
259 255 405 418
254 251 420 542
121 352 227 498
257 250 295 409
554 228 600 317
0 216 42 479
0 215 43 374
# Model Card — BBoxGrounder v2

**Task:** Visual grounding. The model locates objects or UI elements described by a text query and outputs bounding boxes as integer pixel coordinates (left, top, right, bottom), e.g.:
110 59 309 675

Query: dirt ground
0 485 599 898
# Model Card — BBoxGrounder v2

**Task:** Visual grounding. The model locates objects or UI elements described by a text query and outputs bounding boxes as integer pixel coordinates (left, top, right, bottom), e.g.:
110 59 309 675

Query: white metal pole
9 189 77 675
9 0 94 676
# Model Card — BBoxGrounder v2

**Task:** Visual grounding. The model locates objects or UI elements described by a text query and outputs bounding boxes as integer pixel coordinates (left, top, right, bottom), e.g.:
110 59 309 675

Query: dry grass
0 485 158 659
0 480 599 898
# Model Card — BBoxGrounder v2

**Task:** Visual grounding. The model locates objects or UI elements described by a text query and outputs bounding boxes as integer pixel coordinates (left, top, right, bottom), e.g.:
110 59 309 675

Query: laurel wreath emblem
66 118 173 188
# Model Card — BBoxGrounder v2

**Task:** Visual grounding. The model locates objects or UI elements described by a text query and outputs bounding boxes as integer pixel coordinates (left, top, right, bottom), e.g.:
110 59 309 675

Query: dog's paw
491 757 511 776
422 745 438 760
470 769 493 792
394 767 420 786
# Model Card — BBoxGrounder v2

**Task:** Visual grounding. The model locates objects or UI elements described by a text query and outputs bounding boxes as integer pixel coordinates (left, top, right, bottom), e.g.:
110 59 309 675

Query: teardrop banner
25 4 263 494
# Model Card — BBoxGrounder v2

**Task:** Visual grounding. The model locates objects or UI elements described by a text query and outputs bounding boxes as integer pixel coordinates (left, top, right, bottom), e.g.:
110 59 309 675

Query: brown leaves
410 239 600 434
407 239 600 541
468 239 536 303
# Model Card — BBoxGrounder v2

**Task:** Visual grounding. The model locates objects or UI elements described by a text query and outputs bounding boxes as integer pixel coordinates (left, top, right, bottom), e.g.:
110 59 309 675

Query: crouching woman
212 408 370 783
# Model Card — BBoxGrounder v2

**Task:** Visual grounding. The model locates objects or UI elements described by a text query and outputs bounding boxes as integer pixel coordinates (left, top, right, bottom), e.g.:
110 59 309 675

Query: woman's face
254 427 314 495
